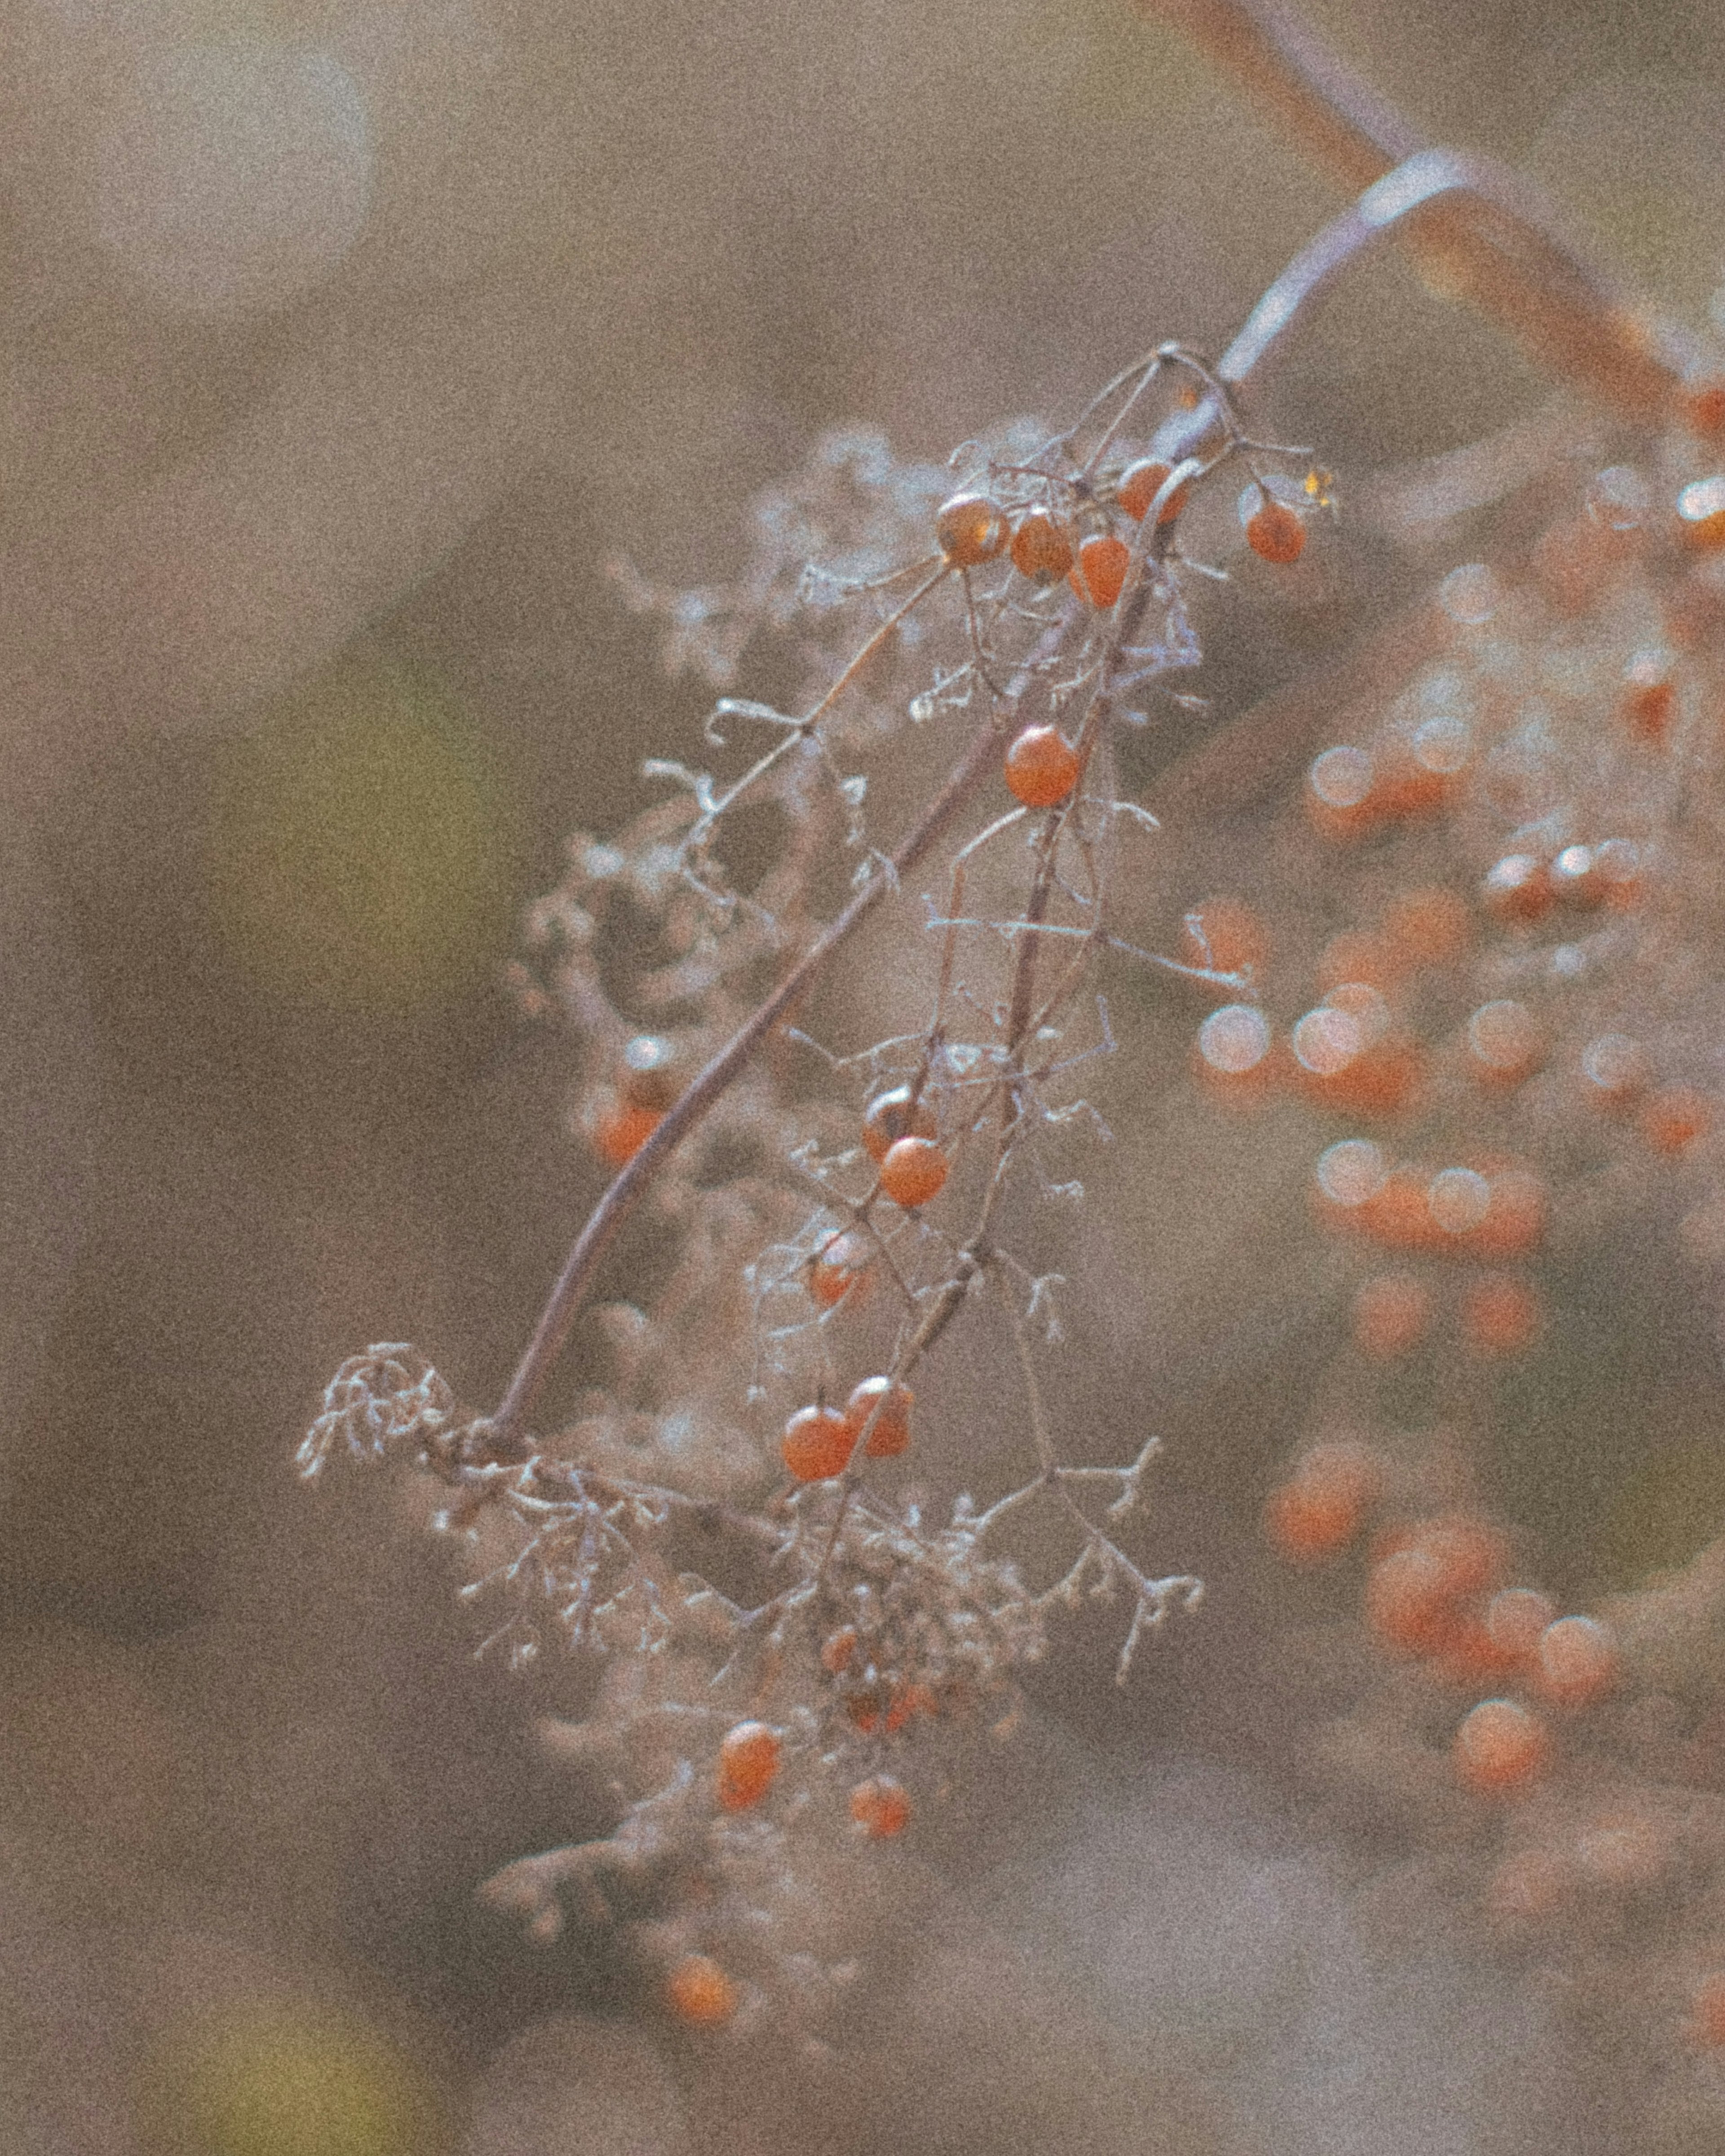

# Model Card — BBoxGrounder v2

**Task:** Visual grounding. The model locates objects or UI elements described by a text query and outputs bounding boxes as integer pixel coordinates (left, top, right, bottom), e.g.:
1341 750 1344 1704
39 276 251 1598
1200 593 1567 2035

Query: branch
1137 0 1690 423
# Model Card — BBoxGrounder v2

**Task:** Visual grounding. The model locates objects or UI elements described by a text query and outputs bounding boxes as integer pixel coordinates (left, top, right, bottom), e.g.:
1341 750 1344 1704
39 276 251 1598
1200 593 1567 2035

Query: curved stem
1137 0 1688 424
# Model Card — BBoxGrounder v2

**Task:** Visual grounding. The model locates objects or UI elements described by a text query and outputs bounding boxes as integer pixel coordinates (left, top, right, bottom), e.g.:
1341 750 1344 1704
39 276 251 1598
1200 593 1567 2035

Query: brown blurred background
5 0 1725 2147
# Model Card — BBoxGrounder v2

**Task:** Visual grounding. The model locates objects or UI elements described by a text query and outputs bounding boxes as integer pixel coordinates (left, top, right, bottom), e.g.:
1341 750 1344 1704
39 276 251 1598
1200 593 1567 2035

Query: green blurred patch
207 649 516 1015
1596 1443 1725 1590
140 2003 449 2156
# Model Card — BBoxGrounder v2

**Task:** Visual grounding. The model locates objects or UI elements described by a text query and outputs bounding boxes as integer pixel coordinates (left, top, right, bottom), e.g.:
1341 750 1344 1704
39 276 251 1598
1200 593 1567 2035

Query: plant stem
490 706 1009 1446
1137 0 1688 422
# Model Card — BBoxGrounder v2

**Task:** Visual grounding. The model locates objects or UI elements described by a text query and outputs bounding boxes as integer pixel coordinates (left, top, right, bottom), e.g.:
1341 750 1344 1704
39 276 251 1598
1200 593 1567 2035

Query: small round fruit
666 1954 739 2027
809 1230 871 1311
1117 458 1189 524
717 1720 783 1811
1454 1697 1549 1797
593 1101 662 1167
850 1775 912 1839
1245 497 1306 564
935 491 1008 568
782 1404 856 1481
862 1085 938 1163
844 1376 914 1458
1004 724 1081 809
1070 531 1130 609
1009 508 1075 585
879 1136 949 1209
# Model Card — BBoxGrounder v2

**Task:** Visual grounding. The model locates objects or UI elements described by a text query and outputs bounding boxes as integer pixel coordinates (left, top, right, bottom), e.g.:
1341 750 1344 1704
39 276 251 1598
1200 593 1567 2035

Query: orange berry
1641 1085 1712 1155
1480 853 1552 923
1008 508 1075 585
1305 744 1376 839
1469 1170 1545 1260
1536 1614 1618 1710
1069 531 1130 609
935 491 1008 567
1463 1273 1541 1356
1620 671 1676 747
1366 1546 1460 1655
820 1626 858 1674
1683 380 1725 439
1484 1586 1556 1660
717 1719 783 1811
1352 1272 1431 1359
593 1101 662 1168
884 1682 938 1732
1265 1442 1381 1564
1004 724 1082 809
1676 476 1725 552
1380 884 1470 968
850 1774 912 1839
1316 931 1405 994
1116 458 1189 524
862 1085 937 1163
843 1375 914 1458
1244 497 1305 564
1454 1697 1549 1798
620 1033 680 1111
809 1230 871 1311
1181 898 1267 979
1414 1512 1509 1600
1194 1003 1273 1096
666 1953 739 2027
781 1404 855 1482
1690 1971 1725 2046
1464 999 1542 1089
879 1135 948 1209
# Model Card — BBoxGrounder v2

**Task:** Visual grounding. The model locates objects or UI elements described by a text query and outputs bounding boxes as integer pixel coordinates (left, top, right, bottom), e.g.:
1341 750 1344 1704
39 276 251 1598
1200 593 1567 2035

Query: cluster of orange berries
933 471 1310 823
781 1376 915 1481
1265 1445 1619 1794
661 1724 914 2030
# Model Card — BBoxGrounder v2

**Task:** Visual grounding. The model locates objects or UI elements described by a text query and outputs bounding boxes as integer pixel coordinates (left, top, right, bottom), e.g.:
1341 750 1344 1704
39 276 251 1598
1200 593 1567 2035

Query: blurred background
6 0 1725 2147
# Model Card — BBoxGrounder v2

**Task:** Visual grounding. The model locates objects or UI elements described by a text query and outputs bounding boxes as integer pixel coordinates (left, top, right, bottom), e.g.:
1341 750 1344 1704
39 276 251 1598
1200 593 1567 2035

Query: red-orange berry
935 491 1008 567
862 1086 938 1163
1683 380 1725 439
1008 508 1075 585
1352 1272 1431 1359
592 1101 662 1167
809 1230 871 1311
1117 458 1189 524
620 1033 680 1111
781 1404 855 1482
1641 1085 1711 1155
1480 853 1552 923
666 1954 739 2027
850 1775 912 1838
879 1135 949 1208
844 1375 914 1458
1069 532 1130 609
1004 724 1082 809
1462 1273 1541 1356
1244 497 1306 564
1535 1614 1618 1710
1484 1586 1556 1661
1454 1697 1549 1797
1380 884 1470 968
1265 1444 1382 1563
717 1719 783 1811
820 1626 858 1674
1181 898 1268 978
1690 1971 1725 2046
